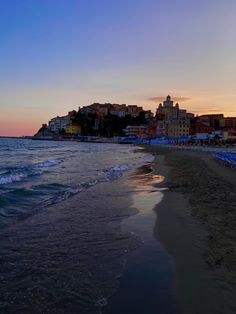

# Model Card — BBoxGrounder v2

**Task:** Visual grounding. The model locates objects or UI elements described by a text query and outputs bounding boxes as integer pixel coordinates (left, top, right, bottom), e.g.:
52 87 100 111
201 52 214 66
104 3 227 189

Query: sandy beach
148 146 236 314
104 163 182 314
2 139 236 313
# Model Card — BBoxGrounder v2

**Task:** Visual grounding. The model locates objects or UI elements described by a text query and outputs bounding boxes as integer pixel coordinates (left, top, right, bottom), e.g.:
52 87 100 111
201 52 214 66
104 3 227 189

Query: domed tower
163 95 174 108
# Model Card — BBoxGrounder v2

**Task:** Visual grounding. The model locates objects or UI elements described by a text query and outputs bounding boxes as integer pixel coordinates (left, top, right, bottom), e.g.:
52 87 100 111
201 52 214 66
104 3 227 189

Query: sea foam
34 159 63 168
0 173 27 185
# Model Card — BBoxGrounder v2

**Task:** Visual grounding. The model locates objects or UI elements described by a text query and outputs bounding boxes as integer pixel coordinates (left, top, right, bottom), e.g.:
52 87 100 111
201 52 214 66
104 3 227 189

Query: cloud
198 109 221 113
190 107 224 114
148 96 192 103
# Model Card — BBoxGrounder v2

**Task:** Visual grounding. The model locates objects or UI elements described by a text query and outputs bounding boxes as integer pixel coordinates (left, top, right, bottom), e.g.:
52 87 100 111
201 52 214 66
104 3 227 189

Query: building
126 105 143 117
109 104 127 117
48 116 71 133
219 117 236 130
144 110 154 119
79 103 150 119
156 95 194 138
147 118 157 137
124 125 148 138
222 130 236 140
48 111 77 133
156 120 167 137
157 96 178 120
65 122 81 134
190 120 214 135
198 114 224 129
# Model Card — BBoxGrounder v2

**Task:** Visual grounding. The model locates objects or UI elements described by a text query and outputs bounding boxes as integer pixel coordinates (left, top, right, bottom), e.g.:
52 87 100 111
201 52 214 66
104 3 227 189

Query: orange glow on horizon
1 95 236 137
0 120 42 137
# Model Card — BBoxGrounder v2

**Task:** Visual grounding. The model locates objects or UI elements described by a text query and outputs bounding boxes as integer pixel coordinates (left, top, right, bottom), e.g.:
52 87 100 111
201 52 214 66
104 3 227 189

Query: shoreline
149 146 236 313
103 162 181 314
104 146 236 314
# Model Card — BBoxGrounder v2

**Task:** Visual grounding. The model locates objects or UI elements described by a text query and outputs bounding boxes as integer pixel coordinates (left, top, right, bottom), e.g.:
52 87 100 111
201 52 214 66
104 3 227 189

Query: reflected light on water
127 164 167 213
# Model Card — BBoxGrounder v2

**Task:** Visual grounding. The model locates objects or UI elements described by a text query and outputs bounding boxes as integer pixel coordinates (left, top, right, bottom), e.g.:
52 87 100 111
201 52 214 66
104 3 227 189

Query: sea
0 138 180 313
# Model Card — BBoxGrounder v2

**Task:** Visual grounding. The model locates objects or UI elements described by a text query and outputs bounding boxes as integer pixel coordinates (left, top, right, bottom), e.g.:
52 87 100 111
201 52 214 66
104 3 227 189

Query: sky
0 0 236 136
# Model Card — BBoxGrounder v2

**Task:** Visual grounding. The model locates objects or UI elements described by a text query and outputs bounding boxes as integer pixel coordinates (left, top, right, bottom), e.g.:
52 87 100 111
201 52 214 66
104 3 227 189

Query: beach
0 139 153 313
104 164 181 314
149 146 236 313
105 145 236 314
1 139 236 313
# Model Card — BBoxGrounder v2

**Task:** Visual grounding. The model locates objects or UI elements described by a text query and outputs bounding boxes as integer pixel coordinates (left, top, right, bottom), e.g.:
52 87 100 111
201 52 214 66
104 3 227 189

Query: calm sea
0 138 153 313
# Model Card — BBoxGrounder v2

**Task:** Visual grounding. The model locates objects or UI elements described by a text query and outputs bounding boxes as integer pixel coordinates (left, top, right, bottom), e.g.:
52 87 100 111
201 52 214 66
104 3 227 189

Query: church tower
163 95 174 108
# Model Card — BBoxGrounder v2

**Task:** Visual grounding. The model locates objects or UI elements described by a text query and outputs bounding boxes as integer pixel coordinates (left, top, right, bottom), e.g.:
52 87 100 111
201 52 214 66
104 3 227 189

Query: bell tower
163 95 174 108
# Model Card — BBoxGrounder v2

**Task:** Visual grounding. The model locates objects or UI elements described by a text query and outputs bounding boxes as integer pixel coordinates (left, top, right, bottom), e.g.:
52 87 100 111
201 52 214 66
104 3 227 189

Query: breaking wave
0 169 42 185
39 155 154 207
0 139 154 313
0 159 63 186
0 173 28 185
33 159 63 167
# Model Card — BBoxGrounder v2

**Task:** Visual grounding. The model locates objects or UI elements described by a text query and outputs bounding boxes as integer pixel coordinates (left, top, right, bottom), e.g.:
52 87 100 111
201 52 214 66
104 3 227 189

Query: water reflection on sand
128 164 165 216
104 164 181 314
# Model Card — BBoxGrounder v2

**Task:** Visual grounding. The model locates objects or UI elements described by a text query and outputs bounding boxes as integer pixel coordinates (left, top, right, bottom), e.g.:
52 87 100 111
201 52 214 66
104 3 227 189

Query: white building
48 116 71 133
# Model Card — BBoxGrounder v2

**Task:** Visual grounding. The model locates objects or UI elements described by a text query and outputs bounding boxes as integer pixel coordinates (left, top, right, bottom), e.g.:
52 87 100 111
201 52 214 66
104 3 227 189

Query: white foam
44 187 83 206
135 153 155 164
67 187 82 194
87 180 98 186
111 164 133 172
109 154 154 174
34 159 62 168
0 173 27 185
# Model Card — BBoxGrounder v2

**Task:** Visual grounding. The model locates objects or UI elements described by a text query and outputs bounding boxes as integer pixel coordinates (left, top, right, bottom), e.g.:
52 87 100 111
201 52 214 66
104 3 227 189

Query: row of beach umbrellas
215 152 236 168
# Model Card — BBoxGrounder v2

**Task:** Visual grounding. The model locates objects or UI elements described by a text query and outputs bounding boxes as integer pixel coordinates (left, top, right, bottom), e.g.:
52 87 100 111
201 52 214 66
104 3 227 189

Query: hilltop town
35 95 236 144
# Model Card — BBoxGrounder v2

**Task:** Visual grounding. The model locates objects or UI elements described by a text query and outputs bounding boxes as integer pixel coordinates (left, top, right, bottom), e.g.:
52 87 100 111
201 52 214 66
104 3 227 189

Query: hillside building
219 117 236 130
156 95 194 138
65 122 81 134
124 125 148 138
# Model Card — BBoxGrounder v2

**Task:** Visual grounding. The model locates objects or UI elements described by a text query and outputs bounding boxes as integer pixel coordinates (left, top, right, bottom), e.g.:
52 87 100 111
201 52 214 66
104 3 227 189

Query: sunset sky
1 0 236 136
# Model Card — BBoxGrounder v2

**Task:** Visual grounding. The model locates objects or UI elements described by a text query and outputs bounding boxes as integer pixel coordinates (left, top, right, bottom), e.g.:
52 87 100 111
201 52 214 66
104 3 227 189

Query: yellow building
156 95 193 137
165 120 190 137
65 123 81 134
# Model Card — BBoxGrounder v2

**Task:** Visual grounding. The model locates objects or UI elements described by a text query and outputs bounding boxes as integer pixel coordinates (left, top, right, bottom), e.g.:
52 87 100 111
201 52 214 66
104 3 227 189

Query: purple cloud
148 96 192 103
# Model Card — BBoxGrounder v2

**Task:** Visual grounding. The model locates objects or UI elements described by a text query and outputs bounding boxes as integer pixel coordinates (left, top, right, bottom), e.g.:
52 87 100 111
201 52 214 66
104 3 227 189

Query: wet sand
0 179 140 313
105 147 236 314
104 164 182 314
149 146 236 314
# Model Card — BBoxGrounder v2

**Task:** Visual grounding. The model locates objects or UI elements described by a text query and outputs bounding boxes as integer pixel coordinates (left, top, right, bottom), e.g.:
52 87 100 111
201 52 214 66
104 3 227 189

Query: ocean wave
0 169 42 186
44 187 83 206
0 159 62 186
0 173 28 185
111 164 133 172
0 148 155 223
32 171 123 208
107 154 154 174
34 159 63 168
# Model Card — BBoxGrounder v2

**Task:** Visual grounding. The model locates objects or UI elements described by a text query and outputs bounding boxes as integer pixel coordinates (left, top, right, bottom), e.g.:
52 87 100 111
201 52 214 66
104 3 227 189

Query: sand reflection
128 164 166 214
